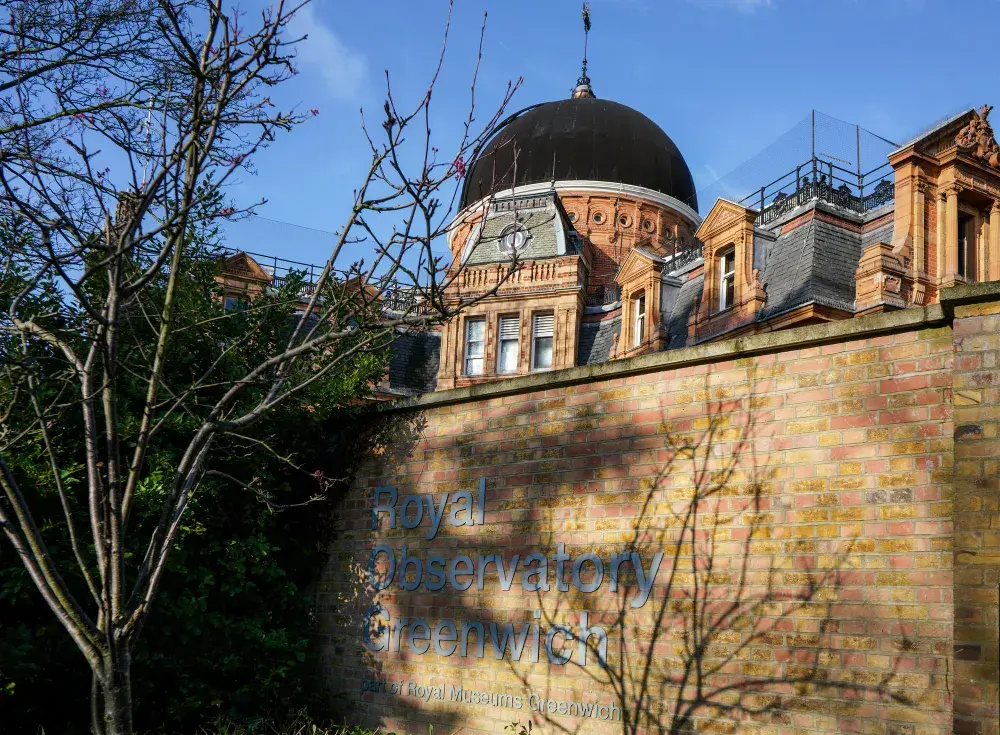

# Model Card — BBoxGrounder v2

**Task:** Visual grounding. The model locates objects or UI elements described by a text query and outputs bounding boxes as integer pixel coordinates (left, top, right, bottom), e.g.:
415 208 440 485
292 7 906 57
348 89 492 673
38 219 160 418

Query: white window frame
718 247 736 311
497 315 520 374
531 313 554 371
632 293 646 347
464 317 485 376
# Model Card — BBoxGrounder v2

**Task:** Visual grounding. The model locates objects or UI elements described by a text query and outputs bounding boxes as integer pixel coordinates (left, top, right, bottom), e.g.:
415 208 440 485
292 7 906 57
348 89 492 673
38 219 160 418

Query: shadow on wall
505 378 917 735
320 367 948 734
318 412 466 735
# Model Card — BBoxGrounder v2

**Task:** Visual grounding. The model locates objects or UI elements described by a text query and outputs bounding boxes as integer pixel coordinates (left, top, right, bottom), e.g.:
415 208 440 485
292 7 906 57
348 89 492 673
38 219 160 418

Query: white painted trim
458 180 702 229
459 219 485 265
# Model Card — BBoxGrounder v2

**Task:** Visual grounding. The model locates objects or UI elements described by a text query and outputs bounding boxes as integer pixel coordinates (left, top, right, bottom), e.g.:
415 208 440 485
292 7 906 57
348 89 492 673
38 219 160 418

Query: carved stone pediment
221 252 272 283
695 199 756 241
954 105 1000 168
615 247 662 286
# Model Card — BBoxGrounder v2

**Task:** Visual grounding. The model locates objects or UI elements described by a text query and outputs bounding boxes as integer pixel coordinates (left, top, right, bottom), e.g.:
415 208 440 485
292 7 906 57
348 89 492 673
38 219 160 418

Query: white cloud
287 3 367 101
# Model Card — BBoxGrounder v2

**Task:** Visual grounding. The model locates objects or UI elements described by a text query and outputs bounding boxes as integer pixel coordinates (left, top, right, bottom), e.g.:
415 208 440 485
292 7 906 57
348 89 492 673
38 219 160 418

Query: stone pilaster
944 185 961 287
937 190 947 283
912 180 927 304
990 202 1000 281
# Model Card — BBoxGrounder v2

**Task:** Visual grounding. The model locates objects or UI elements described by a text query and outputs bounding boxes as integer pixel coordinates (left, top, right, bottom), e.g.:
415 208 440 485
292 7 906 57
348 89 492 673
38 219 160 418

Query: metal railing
584 240 703 307
220 249 327 287
666 244 704 272
381 286 427 314
585 283 621 307
219 248 432 314
743 156 895 227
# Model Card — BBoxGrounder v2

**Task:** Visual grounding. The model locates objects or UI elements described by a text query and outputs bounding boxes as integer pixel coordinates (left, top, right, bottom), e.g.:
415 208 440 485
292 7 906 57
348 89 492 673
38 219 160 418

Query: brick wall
319 286 1000 735
952 291 1000 735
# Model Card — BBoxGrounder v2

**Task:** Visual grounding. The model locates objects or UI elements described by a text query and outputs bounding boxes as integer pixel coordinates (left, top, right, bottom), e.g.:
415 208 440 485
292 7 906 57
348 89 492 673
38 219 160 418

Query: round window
641 218 655 233
593 211 605 224
567 212 577 223
619 214 632 227
498 223 529 254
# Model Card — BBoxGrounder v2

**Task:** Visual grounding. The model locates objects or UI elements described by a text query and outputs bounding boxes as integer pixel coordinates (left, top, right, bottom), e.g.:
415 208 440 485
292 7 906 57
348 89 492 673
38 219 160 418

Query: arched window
718 247 736 311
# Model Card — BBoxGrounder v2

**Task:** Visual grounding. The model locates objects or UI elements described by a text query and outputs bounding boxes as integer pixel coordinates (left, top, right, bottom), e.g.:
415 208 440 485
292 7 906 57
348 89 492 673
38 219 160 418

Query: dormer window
632 292 646 347
718 247 736 311
499 222 529 256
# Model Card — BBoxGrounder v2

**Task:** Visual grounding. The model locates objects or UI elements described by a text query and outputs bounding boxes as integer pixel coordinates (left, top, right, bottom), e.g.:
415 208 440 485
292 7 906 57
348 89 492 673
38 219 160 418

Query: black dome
460 98 697 212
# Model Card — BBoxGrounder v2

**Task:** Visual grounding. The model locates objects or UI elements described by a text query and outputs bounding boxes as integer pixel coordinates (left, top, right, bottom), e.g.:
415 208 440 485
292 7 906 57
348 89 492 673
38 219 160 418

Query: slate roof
756 201 887 320
664 274 703 349
862 210 894 249
462 193 577 266
379 198 899 397
757 219 851 317
578 315 621 366
387 330 440 395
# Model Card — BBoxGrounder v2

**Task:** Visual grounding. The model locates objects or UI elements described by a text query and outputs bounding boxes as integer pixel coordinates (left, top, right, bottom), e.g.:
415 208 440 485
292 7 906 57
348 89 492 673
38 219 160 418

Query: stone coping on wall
377 281 1000 414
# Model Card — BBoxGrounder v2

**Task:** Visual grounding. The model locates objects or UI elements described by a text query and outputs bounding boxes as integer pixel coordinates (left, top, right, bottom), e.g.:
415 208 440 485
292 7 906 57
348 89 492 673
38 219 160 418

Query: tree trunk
94 650 134 735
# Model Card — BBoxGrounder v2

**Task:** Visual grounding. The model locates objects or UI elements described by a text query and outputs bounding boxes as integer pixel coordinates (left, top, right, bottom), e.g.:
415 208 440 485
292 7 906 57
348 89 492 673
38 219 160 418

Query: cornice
456 180 702 230
374 300 968 414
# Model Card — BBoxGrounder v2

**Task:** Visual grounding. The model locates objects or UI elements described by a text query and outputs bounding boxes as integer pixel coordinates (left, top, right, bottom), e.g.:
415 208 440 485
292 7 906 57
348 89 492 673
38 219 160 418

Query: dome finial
573 2 595 99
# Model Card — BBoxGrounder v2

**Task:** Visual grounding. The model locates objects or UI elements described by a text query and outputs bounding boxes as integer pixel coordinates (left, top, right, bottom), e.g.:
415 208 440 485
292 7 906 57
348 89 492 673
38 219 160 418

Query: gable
695 199 755 241
894 106 1000 170
903 109 975 159
616 247 661 284
222 252 272 283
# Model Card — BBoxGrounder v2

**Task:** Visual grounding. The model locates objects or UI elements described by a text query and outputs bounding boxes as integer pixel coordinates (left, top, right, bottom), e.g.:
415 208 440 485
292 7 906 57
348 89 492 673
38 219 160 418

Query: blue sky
222 0 1000 266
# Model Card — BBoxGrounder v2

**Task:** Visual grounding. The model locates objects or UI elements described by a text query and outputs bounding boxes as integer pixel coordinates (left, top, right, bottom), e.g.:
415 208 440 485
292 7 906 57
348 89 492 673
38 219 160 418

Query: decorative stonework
955 104 1000 169
888 104 1000 299
556 190 696 287
613 247 666 358
689 199 766 341
216 252 273 304
854 241 908 315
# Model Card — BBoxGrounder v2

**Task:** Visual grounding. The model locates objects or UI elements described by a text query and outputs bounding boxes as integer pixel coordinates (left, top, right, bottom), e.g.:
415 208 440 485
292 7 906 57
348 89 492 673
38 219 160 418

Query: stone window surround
531 311 555 371
717 245 736 313
690 200 767 343
631 290 646 348
463 316 486 376
935 182 1000 289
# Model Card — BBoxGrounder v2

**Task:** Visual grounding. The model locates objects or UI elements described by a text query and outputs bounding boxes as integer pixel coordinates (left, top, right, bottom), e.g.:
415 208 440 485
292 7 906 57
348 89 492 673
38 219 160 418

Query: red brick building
220 92 1000 403
308 86 1000 735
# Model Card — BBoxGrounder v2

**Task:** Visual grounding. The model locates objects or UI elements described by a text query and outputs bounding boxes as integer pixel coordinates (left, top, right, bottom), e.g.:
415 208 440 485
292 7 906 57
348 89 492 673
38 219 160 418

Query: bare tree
0 1 519 732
